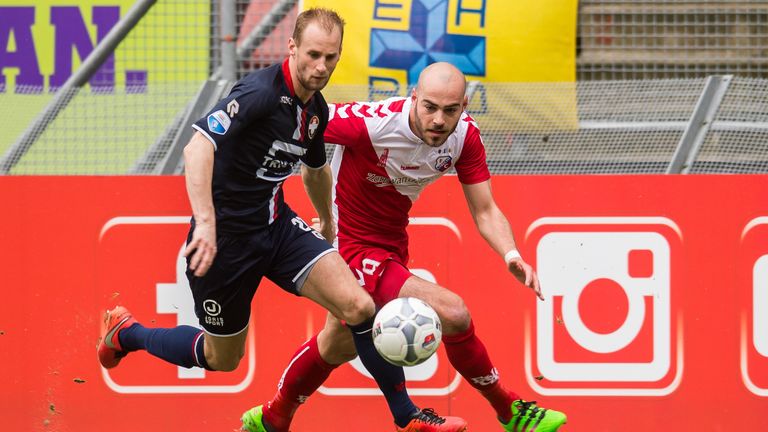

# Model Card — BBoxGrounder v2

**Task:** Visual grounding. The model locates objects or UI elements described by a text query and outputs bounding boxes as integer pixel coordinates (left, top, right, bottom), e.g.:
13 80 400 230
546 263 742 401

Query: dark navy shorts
186 209 334 336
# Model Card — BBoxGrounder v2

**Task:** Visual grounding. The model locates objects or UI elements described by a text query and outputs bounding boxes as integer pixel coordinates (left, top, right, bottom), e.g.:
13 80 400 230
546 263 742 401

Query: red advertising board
0 176 766 431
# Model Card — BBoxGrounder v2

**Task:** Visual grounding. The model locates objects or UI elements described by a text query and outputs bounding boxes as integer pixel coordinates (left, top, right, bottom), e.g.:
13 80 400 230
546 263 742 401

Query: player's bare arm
461 179 543 300
182 131 217 277
301 163 336 243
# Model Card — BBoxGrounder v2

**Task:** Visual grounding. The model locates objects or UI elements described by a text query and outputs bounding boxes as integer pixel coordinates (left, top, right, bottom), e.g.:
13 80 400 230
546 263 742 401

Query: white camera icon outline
98 216 256 394
318 217 462 397
524 217 684 396
740 217 768 396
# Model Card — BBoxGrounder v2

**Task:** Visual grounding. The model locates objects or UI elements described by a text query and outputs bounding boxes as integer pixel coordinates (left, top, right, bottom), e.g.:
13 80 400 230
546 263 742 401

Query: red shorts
343 247 412 308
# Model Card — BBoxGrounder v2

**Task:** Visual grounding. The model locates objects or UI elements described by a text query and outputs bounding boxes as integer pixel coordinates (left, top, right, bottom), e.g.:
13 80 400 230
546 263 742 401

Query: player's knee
438 294 471 334
341 293 376 326
205 351 244 372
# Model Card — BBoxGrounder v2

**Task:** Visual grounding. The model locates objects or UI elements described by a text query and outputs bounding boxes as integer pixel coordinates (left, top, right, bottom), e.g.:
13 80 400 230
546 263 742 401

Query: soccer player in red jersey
244 62 567 431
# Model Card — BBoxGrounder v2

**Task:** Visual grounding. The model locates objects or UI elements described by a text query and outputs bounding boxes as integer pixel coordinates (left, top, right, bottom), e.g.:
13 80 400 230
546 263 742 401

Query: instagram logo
526 217 683 396
741 217 768 395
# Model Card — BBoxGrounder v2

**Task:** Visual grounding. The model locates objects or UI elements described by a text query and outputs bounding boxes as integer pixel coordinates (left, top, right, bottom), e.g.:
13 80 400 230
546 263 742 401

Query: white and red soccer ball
372 297 442 367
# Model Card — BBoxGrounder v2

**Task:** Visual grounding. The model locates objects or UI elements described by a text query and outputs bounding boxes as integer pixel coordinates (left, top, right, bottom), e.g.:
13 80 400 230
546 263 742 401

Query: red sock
263 335 337 431
442 321 520 422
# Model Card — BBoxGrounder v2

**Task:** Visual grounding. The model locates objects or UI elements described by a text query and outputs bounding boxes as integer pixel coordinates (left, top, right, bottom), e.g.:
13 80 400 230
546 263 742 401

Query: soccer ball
372 297 442 367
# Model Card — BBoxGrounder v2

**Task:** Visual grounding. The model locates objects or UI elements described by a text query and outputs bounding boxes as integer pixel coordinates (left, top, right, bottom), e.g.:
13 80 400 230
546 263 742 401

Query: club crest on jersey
308 115 320 139
207 110 231 135
435 155 453 172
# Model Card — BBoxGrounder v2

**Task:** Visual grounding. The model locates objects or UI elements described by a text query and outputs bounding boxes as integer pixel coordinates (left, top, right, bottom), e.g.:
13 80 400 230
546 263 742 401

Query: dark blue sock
349 318 418 427
119 323 212 370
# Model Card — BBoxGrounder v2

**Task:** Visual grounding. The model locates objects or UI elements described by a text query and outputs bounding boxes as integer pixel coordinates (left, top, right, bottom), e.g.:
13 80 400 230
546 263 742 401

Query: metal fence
690 76 768 172
5 76 767 175
224 0 768 81
578 0 768 80
316 76 768 175
1 0 767 175
215 0 297 77
0 0 211 174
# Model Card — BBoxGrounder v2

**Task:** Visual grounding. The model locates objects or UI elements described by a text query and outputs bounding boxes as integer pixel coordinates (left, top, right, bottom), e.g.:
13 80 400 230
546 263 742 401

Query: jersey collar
281 57 296 97
281 57 314 107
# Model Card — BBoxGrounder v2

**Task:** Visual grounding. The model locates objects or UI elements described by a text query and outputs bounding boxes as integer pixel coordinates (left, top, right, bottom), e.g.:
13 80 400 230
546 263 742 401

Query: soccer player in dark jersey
243 63 568 432
97 9 418 430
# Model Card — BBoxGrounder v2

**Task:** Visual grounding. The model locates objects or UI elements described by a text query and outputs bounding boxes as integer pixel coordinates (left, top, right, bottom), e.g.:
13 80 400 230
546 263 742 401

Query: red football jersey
325 97 490 262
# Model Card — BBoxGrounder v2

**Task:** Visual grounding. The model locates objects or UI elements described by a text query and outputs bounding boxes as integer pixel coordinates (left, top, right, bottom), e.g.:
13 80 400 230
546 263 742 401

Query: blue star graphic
370 0 486 84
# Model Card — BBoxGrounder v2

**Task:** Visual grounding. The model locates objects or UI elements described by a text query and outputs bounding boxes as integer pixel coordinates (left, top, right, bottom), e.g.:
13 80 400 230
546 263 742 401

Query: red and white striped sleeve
324 102 371 149
455 117 491 184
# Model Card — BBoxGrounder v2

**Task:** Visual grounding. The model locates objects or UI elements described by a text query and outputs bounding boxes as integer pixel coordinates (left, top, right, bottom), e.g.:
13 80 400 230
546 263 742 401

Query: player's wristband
504 249 522 265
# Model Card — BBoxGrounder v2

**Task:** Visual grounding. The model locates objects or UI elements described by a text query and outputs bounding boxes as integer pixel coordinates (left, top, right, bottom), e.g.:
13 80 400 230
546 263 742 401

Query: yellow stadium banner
0 1 209 171
303 0 578 130
0 0 208 93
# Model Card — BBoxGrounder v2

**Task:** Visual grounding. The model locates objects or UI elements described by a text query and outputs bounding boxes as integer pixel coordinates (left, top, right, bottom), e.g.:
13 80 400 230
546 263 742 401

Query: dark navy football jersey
192 59 329 233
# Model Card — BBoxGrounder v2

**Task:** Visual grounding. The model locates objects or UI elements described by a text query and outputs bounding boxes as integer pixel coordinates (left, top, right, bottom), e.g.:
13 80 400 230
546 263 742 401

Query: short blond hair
292 8 345 48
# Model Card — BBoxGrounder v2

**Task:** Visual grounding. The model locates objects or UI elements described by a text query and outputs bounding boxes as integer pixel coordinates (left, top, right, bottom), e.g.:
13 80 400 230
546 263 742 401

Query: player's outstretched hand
184 222 217 277
508 258 544 301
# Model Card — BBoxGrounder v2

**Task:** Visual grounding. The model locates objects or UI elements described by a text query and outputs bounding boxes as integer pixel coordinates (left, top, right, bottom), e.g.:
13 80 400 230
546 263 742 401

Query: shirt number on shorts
354 258 382 286
291 216 325 240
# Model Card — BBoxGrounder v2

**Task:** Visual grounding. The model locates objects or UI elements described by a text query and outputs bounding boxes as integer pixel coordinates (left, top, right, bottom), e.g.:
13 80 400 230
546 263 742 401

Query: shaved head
415 62 467 100
409 62 468 147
